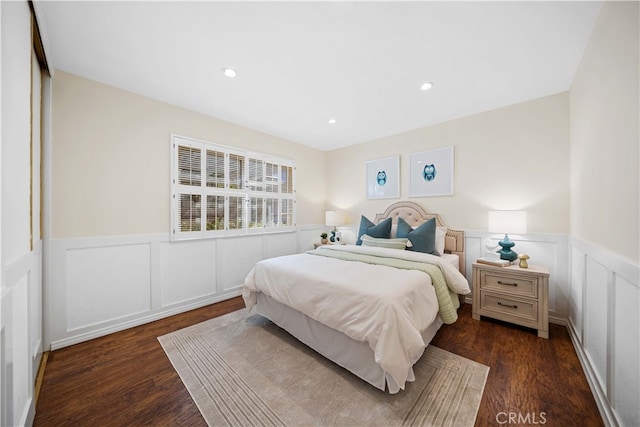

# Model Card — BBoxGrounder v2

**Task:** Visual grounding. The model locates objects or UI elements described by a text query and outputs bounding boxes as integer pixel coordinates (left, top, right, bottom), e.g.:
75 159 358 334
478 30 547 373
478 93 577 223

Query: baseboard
50 290 242 350
567 319 617 427
549 315 567 327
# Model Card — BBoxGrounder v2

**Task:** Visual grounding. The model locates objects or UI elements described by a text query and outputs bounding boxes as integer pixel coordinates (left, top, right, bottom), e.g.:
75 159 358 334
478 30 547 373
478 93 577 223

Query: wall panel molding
568 237 639 427
464 230 569 322
47 226 323 350
1 242 42 427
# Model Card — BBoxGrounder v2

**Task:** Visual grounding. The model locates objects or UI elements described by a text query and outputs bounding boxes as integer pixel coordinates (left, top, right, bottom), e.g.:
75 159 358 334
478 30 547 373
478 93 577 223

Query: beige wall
570 1 639 263
326 93 570 233
52 71 326 238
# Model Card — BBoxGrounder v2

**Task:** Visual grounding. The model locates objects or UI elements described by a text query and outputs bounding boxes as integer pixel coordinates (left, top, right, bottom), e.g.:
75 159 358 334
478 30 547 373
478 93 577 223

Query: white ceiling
37 1 602 151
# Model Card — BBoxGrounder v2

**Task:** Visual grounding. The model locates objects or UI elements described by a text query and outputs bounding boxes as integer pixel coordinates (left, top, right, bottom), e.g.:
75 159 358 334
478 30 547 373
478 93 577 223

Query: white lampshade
488 211 527 235
325 211 346 227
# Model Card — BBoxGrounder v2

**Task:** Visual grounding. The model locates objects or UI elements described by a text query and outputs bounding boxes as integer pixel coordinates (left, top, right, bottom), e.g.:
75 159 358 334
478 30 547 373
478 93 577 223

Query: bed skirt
255 292 444 393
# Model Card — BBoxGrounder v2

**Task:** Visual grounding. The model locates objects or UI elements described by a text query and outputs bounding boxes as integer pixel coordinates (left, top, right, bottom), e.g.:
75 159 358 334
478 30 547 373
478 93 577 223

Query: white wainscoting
568 238 639 427
0 241 43 427
47 226 322 350
462 230 570 323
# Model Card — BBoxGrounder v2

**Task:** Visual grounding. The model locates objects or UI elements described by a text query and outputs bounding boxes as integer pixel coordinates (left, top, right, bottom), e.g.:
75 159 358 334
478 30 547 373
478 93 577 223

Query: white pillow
436 227 447 255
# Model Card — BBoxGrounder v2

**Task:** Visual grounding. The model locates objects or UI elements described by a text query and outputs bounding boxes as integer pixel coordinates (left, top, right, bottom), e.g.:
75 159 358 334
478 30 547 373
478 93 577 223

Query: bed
242 201 470 394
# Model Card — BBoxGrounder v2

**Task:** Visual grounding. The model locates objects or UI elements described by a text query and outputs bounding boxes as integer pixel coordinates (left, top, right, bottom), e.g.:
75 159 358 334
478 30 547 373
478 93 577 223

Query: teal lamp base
497 234 518 261
330 227 339 243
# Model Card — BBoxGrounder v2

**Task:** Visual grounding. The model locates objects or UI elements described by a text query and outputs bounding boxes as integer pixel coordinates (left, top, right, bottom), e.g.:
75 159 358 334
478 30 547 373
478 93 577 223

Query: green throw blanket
308 248 461 324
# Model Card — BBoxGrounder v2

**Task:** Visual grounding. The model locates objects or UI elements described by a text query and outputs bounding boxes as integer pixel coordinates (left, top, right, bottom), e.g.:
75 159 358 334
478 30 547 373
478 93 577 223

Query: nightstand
472 262 549 338
314 242 345 248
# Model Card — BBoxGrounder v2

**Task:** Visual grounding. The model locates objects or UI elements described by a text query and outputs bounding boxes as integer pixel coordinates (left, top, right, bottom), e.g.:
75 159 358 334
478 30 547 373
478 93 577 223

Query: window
171 135 296 240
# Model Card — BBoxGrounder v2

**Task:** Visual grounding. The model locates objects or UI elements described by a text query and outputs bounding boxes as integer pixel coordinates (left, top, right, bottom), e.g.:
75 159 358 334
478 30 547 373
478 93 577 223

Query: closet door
0 2 47 425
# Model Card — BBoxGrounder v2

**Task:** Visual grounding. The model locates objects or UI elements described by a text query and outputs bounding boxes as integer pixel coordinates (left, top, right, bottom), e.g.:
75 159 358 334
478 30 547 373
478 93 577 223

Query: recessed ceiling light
420 82 434 91
222 67 237 78
328 118 337 124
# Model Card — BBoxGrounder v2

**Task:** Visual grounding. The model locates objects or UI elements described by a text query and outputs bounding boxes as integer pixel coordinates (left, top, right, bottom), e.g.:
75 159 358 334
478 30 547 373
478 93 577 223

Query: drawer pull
498 280 518 287
498 301 518 309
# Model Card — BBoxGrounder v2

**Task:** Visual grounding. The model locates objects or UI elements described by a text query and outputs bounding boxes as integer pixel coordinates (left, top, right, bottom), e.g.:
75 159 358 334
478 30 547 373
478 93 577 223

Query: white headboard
373 201 466 277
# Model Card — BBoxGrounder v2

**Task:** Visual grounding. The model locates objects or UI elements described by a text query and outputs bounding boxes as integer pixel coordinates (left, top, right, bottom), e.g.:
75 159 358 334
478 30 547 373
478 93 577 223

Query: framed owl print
366 156 400 199
409 146 454 197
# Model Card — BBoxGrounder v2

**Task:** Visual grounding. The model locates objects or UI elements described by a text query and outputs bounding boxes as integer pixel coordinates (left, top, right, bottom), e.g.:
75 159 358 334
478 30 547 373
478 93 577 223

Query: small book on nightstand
476 257 511 267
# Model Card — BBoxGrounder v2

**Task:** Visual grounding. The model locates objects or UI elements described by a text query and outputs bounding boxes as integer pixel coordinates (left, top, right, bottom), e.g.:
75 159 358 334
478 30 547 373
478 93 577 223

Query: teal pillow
356 216 392 245
397 217 438 255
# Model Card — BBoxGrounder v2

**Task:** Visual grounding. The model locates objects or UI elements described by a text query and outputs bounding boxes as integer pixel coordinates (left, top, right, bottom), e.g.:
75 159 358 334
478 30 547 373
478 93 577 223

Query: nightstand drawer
480 271 538 298
481 293 538 322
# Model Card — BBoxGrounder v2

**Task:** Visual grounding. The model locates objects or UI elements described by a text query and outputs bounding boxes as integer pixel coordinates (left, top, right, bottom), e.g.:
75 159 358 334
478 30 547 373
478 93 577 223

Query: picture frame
366 156 400 199
409 146 454 197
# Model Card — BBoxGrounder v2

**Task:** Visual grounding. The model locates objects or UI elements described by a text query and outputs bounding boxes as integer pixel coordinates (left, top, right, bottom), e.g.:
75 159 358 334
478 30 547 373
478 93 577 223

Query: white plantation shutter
248 197 264 230
178 194 201 232
229 153 244 190
281 165 294 194
173 138 205 239
178 145 201 186
206 195 225 231
280 163 296 227
171 135 295 240
228 195 245 231
206 149 225 188
247 158 264 191
265 198 278 227
265 162 279 193
281 198 294 227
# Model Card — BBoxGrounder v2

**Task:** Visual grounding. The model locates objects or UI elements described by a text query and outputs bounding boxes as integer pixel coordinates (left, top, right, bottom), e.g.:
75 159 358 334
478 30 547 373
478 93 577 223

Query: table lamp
488 211 527 261
325 211 346 243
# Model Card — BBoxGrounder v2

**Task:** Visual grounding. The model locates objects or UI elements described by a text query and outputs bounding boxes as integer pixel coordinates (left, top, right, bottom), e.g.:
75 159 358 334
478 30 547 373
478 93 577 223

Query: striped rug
158 309 488 427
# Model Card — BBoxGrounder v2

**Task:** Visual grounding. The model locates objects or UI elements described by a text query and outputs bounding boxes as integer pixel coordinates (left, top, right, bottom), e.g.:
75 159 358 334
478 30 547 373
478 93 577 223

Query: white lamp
488 211 527 261
325 211 346 243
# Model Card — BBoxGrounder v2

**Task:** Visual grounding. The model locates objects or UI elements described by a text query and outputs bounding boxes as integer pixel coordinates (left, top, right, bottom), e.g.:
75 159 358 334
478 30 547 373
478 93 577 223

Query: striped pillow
360 234 410 250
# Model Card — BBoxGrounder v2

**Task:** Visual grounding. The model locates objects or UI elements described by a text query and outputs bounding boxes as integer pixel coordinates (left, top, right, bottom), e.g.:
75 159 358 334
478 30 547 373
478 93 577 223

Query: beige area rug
158 309 489 427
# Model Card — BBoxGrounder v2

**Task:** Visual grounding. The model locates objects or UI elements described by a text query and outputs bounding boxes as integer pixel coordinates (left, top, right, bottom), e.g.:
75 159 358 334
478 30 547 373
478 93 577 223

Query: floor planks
34 298 602 426
431 304 603 426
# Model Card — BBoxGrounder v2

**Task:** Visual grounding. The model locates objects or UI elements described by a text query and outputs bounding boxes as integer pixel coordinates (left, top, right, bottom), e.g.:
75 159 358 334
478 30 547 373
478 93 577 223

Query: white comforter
242 245 470 390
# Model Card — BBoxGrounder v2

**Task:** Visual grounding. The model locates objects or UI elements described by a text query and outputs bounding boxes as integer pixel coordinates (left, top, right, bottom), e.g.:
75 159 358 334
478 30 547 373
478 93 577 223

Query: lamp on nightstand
488 210 527 261
325 211 346 243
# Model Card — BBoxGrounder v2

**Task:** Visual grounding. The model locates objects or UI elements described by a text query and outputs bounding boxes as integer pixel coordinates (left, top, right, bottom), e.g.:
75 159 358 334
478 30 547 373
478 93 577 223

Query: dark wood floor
35 298 603 427
430 305 603 427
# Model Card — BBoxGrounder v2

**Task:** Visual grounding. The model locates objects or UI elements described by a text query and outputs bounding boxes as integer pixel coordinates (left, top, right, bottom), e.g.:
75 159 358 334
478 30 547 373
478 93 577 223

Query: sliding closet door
0 1 45 424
